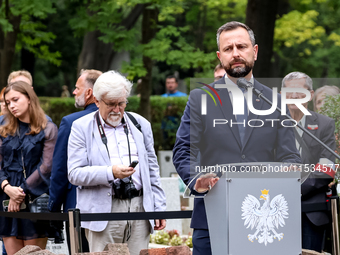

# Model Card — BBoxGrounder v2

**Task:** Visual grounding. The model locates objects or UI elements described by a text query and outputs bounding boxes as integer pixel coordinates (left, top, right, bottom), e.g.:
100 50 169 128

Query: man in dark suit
48 69 102 253
173 21 301 255
282 72 336 252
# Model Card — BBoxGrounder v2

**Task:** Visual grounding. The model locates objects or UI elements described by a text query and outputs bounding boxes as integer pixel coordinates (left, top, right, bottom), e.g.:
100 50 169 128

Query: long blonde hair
0 81 47 137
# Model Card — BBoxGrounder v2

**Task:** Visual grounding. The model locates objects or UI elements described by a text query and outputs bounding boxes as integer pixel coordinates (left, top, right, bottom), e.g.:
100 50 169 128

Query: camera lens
125 181 137 199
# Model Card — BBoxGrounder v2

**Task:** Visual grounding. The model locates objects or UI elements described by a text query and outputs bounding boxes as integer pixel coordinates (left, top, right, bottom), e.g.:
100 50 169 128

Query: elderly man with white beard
67 70 166 254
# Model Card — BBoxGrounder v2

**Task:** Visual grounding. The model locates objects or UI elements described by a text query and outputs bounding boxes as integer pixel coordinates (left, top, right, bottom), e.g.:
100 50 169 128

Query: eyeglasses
285 92 309 97
101 98 127 109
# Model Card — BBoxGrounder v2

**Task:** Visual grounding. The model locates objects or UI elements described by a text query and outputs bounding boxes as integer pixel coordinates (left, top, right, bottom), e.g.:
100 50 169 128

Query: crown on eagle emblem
261 189 269 195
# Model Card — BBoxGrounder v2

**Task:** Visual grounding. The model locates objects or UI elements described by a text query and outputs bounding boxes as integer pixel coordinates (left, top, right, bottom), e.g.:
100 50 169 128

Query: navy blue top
0 120 58 239
49 103 98 212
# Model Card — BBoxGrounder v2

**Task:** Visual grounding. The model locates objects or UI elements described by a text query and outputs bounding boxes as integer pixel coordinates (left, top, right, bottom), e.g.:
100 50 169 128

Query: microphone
238 77 340 162
237 78 253 90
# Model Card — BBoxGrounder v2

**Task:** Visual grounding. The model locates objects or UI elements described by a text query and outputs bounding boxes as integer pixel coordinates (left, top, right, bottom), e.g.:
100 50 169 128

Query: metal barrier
0 199 338 255
0 209 193 254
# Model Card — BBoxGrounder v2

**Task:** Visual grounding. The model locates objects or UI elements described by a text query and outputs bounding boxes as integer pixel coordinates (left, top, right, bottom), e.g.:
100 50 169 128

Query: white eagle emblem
241 189 289 246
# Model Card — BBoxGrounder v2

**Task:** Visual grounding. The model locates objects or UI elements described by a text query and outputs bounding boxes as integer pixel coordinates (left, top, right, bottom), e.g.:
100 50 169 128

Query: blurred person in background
313 84 340 252
161 75 187 97
160 75 186 148
313 85 340 112
282 72 336 253
0 81 58 255
214 63 226 81
61 85 71 98
7 70 33 87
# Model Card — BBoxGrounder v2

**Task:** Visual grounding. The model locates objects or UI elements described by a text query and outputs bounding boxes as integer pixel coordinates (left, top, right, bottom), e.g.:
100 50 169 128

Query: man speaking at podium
173 21 301 254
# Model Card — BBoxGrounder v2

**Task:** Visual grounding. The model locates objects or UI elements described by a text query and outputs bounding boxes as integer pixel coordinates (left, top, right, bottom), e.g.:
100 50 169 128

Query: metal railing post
74 208 83 253
68 209 81 255
331 198 339 255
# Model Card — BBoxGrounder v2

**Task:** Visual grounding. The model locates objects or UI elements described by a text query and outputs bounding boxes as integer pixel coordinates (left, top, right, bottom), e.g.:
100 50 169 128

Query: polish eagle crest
241 189 289 246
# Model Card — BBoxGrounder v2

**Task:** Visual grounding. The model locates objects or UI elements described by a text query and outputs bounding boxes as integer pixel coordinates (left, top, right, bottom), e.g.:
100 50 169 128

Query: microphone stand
238 79 340 161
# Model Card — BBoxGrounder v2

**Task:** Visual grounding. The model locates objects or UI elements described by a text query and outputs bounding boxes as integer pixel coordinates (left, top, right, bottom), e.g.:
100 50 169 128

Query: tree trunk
77 4 144 74
21 48 35 78
271 0 291 77
0 1 21 89
139 6 158 121
77 30 115 73
195 5 207 51
246 0 279 81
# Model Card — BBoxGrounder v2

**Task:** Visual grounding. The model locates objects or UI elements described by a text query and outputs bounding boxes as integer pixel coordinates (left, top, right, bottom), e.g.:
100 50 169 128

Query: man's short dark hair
214 63 224 73
216 21 256 50
166 75 178 83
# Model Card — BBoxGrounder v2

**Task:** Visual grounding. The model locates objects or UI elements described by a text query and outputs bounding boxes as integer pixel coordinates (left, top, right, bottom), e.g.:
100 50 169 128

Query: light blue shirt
161 91 187 97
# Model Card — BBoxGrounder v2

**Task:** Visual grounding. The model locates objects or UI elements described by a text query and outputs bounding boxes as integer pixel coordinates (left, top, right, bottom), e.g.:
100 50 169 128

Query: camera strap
122 117 132 165
95 111 110 158
95 111 132 179
122 117 133 183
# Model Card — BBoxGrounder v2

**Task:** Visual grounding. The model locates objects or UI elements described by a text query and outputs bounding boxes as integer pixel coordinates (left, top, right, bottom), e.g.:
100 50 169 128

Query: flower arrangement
150 229 192 248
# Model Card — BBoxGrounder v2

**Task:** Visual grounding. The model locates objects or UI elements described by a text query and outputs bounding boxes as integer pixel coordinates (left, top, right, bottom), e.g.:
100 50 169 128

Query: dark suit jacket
300 110 335 226
173 78 301 229
48 103 98 212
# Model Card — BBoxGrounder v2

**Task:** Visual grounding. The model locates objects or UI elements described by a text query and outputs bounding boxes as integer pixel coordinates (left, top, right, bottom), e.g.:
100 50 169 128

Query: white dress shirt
99 113 142 191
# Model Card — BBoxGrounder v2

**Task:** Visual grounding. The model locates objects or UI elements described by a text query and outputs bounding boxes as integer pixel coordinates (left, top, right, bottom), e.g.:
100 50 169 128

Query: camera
113 178 138 199
124 179 137 199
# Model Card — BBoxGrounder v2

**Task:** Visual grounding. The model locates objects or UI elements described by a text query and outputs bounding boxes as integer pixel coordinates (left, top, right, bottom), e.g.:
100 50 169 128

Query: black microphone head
237 78 253 90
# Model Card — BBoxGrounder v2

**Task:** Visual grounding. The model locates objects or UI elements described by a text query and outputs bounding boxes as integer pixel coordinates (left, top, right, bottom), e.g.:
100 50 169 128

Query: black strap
95 111 110 158
126 112 142 133
121 117 132 165
0 210 193 221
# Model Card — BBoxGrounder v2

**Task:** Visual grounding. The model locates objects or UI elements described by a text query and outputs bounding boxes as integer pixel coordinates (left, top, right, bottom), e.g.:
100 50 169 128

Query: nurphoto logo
198 81 312 128
199 82 312 116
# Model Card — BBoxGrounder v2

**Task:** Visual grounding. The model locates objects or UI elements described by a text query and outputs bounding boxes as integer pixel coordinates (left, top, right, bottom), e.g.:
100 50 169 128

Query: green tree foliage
68 0 247 120
0 0 62 88
0 0 61 65
319 94 340 180
33 0 83 96
274 0 340 80
68 0 247 81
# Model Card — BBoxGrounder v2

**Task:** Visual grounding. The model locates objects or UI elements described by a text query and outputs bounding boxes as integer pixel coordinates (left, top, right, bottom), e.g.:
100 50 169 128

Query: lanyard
95 111 132 165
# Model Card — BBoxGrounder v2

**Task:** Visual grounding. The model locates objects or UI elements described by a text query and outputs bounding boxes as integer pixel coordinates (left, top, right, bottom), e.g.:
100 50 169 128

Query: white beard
106 112 122 127
75 93 85 108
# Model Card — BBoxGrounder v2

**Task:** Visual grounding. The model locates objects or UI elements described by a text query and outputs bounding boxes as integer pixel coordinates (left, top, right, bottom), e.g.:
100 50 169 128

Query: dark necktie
237 87 248 145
